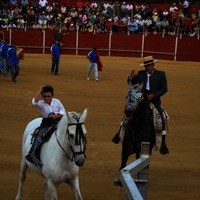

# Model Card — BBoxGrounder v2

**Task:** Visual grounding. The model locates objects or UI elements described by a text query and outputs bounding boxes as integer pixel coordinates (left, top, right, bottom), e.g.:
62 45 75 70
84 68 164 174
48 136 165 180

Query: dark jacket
128 69 168 104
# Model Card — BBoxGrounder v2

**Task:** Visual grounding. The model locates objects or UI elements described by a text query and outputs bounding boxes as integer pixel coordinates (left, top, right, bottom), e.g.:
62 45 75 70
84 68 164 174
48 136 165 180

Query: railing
1 28 200 62
120 142 150 200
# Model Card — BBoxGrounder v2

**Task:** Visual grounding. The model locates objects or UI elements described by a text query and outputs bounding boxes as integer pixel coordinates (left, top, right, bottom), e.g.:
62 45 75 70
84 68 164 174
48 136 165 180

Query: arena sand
0 54 200 199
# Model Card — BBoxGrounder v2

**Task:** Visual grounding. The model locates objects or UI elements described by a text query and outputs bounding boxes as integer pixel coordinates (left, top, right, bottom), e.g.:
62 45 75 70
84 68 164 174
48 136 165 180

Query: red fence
1 29 200 62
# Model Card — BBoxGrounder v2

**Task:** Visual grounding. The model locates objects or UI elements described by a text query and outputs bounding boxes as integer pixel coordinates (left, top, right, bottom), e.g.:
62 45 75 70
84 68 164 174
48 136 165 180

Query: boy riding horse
25 85 66 167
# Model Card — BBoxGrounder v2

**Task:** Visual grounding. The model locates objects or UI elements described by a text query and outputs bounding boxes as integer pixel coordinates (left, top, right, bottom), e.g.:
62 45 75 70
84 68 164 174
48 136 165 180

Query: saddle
31 124 57 144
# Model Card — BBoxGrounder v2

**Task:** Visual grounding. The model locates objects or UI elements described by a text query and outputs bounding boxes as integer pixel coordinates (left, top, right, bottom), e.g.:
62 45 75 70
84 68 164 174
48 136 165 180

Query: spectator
16 15 26 30
113 13 119 24
21 0 29 13
10 0 17 9
161 17 170 34
32 22 40 29
136 17 145 32
144 16 153 33
113 1 121 16
95 15 105 33
0 0 198 37
76 0 84 11
189 23 200 36
90 1 98 10
31 0 39 9
183 16 193 34
155 17 162 34
81 11 88 31
173 19 181 35
116 17 127 33
134 12 142 20
63 13 72 31
182 0 190 16
104 1 114 16
198 9 200 20
169 3 178 13
8 21 17 29
171 9 179 20
12 4 22 16
128 18 138 34
60 4 67 15
39 0 48 12
46 3 53 13
152 11 159 26
126 2 133 18
121 2 127 16
27 6 35 26
162 9 169 19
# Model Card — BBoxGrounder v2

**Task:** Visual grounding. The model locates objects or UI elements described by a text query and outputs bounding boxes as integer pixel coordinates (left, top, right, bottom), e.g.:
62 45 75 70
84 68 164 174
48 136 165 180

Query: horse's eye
69 134 74 139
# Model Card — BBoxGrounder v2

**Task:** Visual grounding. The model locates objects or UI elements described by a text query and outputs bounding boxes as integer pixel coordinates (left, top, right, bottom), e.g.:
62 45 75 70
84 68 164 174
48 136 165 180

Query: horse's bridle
55 114 86 163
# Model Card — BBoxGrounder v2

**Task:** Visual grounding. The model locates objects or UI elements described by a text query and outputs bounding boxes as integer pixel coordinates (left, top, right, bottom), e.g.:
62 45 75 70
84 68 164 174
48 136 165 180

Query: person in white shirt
25 85 66 167
39 0 48 11
182 0 190 16
90 1 98 8
169 3 178 13
32 85 65 119
162 9 169 18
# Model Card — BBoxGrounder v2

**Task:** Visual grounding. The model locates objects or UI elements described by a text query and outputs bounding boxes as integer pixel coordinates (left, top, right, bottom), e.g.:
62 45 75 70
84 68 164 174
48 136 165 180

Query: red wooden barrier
177 36 200 62
0 29 200 62
143 34 176 60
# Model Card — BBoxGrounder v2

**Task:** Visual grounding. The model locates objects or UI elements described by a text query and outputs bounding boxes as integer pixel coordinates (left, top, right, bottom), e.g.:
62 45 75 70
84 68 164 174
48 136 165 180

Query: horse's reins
55 114 86 162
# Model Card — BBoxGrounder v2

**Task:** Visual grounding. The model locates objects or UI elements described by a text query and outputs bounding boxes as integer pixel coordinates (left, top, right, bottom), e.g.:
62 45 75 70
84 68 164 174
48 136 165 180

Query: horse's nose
75 155 86 167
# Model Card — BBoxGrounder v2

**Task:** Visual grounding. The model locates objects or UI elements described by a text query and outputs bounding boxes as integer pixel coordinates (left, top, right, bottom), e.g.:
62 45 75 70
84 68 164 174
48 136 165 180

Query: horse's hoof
160 144 169 155
112 133 120 144
114 178 123 187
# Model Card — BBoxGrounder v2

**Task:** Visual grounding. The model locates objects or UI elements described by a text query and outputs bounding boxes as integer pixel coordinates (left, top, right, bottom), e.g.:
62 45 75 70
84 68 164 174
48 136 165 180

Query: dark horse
119 85 156 171
113 84 169 186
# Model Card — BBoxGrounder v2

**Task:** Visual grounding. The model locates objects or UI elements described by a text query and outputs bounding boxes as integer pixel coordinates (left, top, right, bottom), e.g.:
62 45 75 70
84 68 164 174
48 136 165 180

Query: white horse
16 108 88 200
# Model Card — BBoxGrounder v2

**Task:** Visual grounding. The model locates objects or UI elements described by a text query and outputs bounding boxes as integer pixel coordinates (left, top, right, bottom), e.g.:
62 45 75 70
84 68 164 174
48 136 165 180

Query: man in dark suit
129 56 169 154
113 56 169 154
128 56 167 133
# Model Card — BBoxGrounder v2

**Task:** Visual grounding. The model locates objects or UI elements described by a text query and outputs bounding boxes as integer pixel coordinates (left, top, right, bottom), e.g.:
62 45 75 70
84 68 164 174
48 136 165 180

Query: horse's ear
80 108 88 122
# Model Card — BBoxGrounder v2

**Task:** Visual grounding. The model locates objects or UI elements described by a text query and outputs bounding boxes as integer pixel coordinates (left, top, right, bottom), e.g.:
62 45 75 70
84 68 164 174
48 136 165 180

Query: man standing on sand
86 47 99 81
50 40 62 75
7 42 20 83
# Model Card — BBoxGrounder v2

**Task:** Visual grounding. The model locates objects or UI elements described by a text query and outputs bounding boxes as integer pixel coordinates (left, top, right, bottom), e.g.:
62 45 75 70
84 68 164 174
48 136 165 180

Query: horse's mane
57 114 68 133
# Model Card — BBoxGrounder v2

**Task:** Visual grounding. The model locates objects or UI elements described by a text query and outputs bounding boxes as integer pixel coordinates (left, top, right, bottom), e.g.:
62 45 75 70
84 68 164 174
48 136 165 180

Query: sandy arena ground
0 54 200 200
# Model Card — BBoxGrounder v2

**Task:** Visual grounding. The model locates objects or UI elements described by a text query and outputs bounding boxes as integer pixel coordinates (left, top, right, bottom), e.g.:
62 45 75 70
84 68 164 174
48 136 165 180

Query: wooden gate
120 142 150 200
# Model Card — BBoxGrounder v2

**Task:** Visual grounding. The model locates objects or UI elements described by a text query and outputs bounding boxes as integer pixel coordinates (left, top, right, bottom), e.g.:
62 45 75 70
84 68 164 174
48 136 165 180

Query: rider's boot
159 133 169 155
25 133 44 167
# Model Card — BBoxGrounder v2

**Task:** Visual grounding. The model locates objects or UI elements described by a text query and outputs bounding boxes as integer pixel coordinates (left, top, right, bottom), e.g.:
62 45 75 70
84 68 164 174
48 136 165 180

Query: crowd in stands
0 0 200 36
